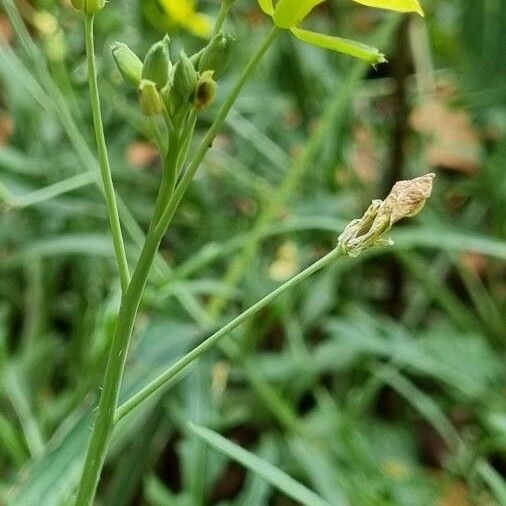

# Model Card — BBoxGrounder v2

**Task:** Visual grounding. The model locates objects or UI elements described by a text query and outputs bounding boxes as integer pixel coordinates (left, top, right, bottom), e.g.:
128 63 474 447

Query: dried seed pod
338 173 435 257
384 173 436 224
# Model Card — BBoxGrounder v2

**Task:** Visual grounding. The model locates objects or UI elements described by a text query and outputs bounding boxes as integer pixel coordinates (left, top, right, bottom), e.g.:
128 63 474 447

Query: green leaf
187 423 331 506
290 28 386 64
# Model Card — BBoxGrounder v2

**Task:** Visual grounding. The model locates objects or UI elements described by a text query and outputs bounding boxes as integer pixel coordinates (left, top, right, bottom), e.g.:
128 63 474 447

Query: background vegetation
0 0 505 504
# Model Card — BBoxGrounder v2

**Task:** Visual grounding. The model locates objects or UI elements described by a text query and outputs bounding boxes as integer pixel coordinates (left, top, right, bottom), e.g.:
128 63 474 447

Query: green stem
116 246 345 422
84 14 130 292
151 131 180 228
207 16 399 318
75 225 163 506
154 27 280 240
175 111 198 177
213 0 233 35
75 27 279 506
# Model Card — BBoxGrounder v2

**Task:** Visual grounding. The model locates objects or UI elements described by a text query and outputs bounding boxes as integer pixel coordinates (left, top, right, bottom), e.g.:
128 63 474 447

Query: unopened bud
193 70 217 111
138 79 163 116
338 173 435 257
172 52 198 101
142 36 171 90
70 0 105 14
197 32 234 79
111 42 143 87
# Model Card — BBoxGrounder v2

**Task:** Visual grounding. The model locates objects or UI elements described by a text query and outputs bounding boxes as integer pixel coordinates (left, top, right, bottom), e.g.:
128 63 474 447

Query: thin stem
154 27 280 240
213 0 233 35
207 16 400 318
75 27 279 506
0 0 166 284
150 130 179 228
84 14 130 292
75 224 163 506
115 246 344 422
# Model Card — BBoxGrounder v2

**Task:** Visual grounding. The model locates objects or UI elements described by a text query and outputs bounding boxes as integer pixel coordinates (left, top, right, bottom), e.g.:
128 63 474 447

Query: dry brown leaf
0 114 14 146
350 122 379 183
126 142 159 169
410 98 481 174
460 252 488 276
439 481 472 506
0 15 13 44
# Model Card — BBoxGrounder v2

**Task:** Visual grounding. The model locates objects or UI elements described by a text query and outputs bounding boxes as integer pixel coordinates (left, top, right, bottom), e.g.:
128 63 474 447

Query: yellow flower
258 0 424 64
159 0 212 39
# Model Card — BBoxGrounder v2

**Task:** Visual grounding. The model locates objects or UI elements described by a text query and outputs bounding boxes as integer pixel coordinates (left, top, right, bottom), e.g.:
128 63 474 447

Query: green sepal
142 36 171 90
138 79 163 116
111 42 143 87
197 32 235 79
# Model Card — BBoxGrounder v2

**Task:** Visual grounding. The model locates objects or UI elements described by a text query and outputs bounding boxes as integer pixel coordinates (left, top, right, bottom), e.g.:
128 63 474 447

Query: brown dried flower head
338 173 435 257
384 173 436 224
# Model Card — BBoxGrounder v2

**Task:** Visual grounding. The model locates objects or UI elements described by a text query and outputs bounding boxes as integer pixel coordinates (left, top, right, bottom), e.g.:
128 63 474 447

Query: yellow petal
186 13 213 38
273 0 326 28
294 0 326 24
258 0 275 16
350 0 424 16
159 0 212 38
160 0 193 22
290 27 386 64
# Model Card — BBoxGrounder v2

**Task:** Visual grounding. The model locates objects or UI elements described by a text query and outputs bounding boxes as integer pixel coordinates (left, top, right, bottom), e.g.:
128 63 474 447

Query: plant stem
154 27 279 240
115 245 345 422
150 130 179 228
213 0 233 35
84 14 130 292
207 15 400 318
75 226 163 506
75 27 279 506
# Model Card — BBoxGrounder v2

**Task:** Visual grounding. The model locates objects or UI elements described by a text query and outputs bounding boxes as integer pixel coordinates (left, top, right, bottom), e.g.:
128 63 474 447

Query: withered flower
338 173 435 257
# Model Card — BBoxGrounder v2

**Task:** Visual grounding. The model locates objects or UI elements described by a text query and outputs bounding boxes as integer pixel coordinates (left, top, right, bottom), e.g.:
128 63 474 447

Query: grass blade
187 423 331 506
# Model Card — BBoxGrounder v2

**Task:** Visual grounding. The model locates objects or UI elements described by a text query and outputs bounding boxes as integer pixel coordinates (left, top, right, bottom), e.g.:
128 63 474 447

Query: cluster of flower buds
111 32 234 121
338 173 435 257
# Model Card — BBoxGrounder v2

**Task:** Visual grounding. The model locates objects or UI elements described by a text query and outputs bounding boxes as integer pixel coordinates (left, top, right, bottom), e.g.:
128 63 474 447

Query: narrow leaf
291 28 386 64
187 423 330 506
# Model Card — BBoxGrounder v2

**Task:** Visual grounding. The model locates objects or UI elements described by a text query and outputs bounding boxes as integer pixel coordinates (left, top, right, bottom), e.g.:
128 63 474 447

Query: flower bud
197 32 234 79
193 70 217 111
70 0 105 14
138 79 163 116
142 36 171 90
338 173 435 257
172 52 198 102
111 42 143 87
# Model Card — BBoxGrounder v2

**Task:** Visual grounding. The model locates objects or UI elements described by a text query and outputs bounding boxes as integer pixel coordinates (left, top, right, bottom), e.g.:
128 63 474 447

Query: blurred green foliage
0 0 505 505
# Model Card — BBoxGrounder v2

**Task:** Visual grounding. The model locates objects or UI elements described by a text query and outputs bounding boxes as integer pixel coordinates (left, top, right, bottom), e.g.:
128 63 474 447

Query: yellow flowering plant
258 0 424 63
65 0 431 503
